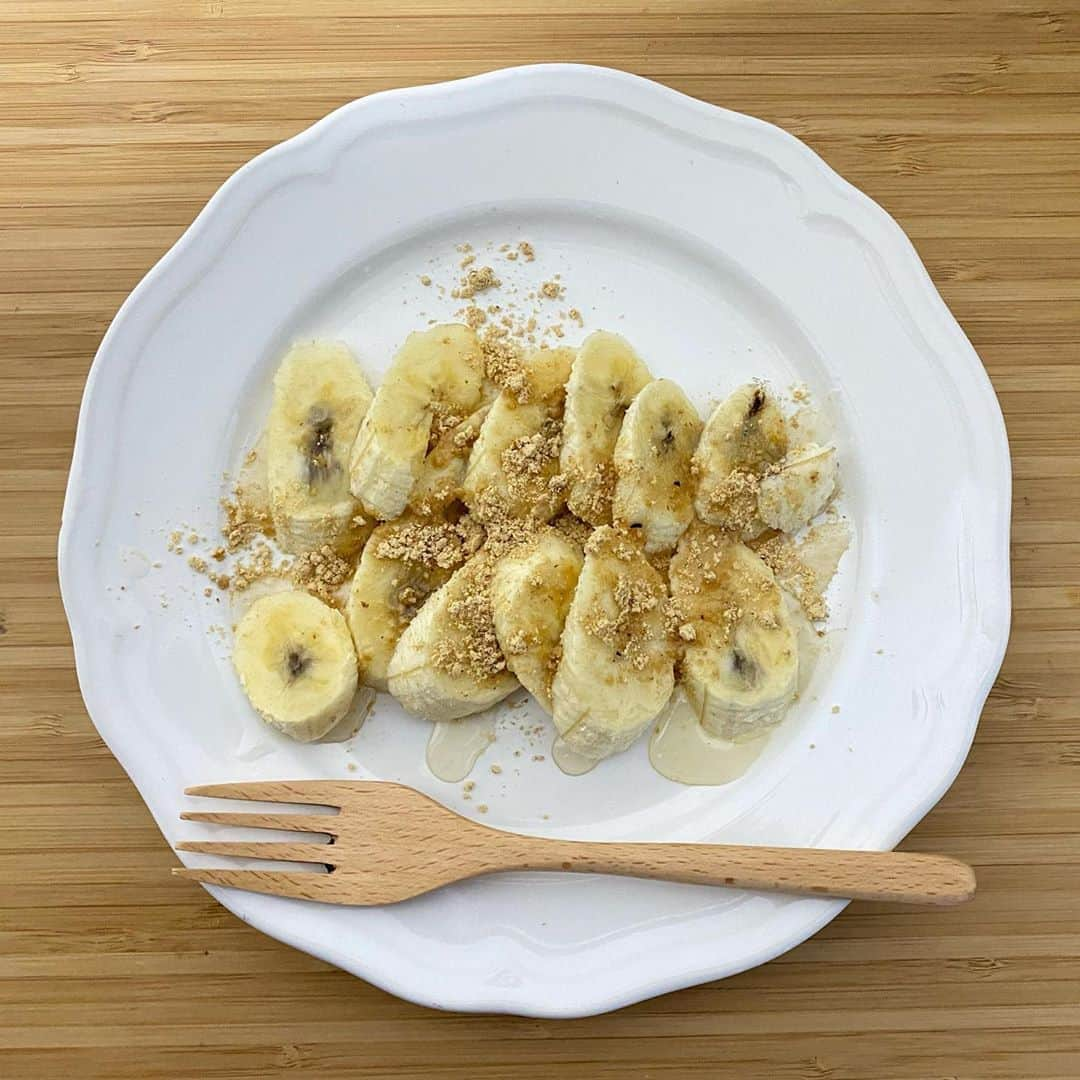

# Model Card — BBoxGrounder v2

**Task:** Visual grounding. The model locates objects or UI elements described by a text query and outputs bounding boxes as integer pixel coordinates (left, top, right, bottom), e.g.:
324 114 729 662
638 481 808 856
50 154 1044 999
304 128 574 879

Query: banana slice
232 590 358 742
491 528 584 712
345 517 478 691
560 332 652 525
387 549 518 721
613 379 702 553
349 324 485 521
757 442 838 533
795 519 850 589
408 403 491 518
692 383 788 538
463 346 575 523
266 341 373 554
551 526 675 759
669 524 798 741
752 519 851 622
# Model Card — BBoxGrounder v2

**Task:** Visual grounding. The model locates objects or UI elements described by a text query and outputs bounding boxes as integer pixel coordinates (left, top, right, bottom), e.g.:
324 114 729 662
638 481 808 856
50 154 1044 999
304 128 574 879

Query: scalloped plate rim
58 64 1011 1017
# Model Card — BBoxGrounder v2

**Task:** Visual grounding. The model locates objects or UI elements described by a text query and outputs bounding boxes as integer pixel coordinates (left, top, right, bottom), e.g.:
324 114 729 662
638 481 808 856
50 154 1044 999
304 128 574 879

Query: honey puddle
551 736 599 776
426 713 496 782
649 691 769 786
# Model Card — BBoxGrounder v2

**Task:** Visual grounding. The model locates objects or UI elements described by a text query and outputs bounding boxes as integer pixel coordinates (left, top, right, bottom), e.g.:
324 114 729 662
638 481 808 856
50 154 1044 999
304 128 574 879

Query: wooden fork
174 780 975 906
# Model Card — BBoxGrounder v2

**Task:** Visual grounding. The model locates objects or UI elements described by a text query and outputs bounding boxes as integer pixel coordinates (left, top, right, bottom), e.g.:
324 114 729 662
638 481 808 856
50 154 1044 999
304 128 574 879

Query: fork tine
176 840 336 864
184 781 341 805
180 811 337 835
173 867 337 901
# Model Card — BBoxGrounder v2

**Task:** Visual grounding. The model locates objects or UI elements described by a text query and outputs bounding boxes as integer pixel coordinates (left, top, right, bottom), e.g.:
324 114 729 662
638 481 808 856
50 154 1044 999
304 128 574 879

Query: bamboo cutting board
2 3 1079 1077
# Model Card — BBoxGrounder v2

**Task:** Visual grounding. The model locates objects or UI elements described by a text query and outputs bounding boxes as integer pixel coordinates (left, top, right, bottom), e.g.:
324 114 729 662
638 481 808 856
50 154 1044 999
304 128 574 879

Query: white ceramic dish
59 65 1010 1017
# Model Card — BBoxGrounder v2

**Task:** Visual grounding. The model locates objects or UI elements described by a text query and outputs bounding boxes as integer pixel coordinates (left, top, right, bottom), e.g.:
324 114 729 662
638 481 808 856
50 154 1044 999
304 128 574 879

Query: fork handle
504 839 974 905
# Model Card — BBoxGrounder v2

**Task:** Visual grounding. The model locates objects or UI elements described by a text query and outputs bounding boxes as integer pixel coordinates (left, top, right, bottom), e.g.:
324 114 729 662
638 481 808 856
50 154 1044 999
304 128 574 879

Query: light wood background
2 2 1078 1077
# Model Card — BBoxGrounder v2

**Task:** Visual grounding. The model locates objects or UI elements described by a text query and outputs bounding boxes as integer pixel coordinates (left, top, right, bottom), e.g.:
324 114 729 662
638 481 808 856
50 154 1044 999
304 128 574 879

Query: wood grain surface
2 2 1078 1077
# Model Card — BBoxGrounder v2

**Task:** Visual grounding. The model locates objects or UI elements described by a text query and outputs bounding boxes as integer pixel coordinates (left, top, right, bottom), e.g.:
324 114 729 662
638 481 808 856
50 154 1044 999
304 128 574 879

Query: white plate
59 65 1011 1017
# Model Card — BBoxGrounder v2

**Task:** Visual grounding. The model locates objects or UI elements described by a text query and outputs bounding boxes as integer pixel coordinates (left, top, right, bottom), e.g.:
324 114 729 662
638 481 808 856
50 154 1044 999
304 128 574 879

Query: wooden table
3 3 1078 1077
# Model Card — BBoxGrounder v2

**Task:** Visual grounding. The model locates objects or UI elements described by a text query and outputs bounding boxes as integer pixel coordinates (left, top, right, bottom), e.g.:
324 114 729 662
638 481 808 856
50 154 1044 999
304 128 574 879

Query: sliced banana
795 519 850 589
232 590 358 742
692 383 788 539
387 549 518 722
560 332 652 526
463 346 575 524
266 341 373 554
757 442 838 533
551 526 675 759
408 403 491 518
752 519 851 622
669 524 798 742
349 324 485 521
613 379 702 553
491 528 584 712
345 517 476 691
